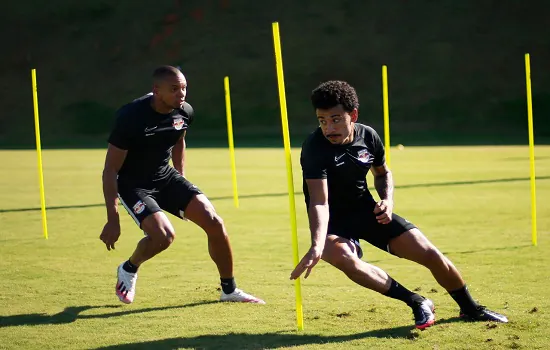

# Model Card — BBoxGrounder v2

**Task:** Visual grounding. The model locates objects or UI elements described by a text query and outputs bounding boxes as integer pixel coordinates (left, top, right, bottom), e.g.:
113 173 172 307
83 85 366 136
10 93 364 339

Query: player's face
155 74 187 109
316 105 358 145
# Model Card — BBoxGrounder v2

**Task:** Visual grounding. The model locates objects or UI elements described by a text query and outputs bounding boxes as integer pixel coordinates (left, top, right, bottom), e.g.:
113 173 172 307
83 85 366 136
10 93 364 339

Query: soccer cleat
412 298 436 330
460 305 508 323
220 288 266 304
115 263 137 304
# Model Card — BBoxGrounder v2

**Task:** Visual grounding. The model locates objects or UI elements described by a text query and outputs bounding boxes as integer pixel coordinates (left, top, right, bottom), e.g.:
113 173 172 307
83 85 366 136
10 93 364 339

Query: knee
152 227 176 250
324 250 357 272
163 228 176 248
212 212 224 229
141 212 176 250
421 247 446 267
204 208 226 234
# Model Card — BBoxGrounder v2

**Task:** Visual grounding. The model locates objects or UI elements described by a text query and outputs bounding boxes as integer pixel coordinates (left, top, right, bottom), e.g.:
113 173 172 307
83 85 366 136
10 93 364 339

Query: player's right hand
374 199 393 224
290 246 323 280
99 219 121 251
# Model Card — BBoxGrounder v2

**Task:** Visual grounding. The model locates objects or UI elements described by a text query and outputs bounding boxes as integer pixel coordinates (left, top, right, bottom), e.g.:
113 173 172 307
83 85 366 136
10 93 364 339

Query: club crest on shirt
358 149 370 163
173 118 185 130
132 200 146 214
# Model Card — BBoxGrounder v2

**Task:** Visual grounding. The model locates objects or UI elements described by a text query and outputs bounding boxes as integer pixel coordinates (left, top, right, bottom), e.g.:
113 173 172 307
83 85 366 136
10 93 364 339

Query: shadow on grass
502 156 550 161
441 244 533 256
94 317 463 350
0 301 217 328
1 176 548 214
367 244 532 265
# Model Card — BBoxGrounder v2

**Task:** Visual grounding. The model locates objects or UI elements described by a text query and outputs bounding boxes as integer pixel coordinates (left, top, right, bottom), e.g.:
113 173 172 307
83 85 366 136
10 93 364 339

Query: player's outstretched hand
374 199 393 224
290 246 323 280
100 219 121 251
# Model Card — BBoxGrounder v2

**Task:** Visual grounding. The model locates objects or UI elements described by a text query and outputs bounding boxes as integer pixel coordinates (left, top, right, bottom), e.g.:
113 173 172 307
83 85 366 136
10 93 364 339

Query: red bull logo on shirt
173 118 185 130
358 149 370 163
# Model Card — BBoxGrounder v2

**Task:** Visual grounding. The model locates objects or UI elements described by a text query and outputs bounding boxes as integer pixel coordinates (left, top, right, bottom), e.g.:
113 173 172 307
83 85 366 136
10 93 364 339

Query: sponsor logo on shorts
132 200 146 214
357 149 370 163
173 118 185 130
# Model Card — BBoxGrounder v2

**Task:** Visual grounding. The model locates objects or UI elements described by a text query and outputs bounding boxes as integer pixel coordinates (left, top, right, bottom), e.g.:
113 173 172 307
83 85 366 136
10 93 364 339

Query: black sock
383 278 425 307
220 277 236 294
122 259 139 273
449 285 478 312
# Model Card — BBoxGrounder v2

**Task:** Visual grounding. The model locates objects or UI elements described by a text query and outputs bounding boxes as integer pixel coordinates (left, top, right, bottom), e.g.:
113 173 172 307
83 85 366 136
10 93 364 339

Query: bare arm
290 178 329 280
371 163 393 202
172 131 186 177
371 163 394 224
102 144 127 221
306 178 330 251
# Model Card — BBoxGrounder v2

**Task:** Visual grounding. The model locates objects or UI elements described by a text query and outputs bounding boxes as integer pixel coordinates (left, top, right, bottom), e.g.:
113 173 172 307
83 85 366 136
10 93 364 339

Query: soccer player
291 80 507 329
100 65 264 305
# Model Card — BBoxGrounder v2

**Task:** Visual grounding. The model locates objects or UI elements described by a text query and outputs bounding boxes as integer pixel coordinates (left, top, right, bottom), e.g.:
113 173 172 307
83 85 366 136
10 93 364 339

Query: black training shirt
300 123 385 212
108 93 194 185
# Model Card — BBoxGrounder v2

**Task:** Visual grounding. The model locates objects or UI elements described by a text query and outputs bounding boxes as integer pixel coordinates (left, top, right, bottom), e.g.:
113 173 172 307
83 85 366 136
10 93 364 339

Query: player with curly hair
290 80 508 329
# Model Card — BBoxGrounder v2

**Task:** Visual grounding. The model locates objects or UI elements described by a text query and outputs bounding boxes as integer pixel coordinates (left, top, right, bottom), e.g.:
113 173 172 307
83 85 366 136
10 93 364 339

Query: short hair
152 65 182 83
311 80 359 112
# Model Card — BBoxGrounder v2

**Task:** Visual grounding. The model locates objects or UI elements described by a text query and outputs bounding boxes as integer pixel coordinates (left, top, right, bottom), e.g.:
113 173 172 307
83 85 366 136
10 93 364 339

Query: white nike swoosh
144 126 158 132
335 154 345 162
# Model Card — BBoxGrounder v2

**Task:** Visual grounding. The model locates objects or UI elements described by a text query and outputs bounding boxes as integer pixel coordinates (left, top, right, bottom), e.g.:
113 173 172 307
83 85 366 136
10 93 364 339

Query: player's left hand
374 199 393 224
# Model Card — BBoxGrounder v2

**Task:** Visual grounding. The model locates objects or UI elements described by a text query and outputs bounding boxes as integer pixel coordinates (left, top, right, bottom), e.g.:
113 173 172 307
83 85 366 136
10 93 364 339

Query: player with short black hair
291 80 507 329
100 65 264 305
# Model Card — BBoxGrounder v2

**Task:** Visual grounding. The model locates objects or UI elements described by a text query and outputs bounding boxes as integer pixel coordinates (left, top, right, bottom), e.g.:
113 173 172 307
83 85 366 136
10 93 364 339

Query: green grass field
1 146 549 350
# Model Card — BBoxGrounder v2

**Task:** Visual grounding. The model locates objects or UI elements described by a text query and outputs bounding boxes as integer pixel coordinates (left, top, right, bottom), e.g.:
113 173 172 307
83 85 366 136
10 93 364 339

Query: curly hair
311 80 359 112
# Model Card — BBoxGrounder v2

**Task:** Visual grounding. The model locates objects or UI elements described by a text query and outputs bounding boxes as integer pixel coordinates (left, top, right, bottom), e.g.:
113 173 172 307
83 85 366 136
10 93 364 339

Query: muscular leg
183 194 233 279
182 194 264 303
130 211 176 266
388 228 508 322
388 228 464 291
322 235 391 293
322 235 428 304
322 234 435 328
115 211 175 304
388 228 481 314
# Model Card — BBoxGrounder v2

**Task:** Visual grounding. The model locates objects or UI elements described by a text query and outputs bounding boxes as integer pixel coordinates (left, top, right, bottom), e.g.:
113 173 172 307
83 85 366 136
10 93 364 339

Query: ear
350 108 358 122
152 84 159 95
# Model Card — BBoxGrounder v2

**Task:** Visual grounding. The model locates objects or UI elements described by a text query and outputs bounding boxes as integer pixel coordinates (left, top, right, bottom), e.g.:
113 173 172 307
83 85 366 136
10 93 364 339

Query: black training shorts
328 204 416 259
117 168 202 226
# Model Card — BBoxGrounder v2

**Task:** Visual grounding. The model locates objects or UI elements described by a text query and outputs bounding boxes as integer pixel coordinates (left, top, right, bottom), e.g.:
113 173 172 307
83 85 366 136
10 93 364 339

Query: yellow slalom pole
272 21 304 331
524 53 537 246
382 65 391 168
224 76 239 209
31 69 48 240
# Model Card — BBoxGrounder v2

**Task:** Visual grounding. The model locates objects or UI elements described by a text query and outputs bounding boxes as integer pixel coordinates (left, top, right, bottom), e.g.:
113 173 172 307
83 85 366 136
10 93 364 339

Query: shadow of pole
1 176 548 214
